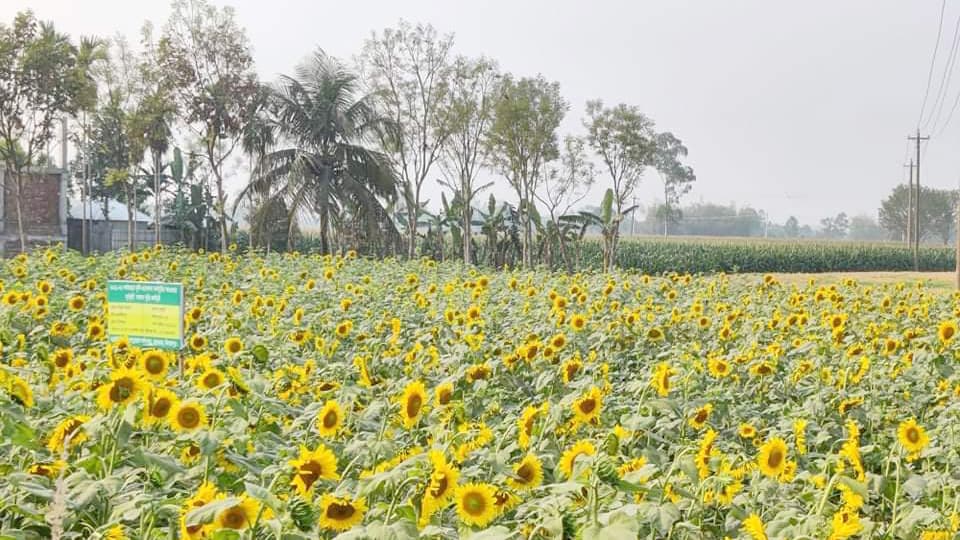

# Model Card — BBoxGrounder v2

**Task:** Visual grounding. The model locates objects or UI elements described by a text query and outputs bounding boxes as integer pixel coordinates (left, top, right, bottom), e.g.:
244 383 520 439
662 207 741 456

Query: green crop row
576 237 957 274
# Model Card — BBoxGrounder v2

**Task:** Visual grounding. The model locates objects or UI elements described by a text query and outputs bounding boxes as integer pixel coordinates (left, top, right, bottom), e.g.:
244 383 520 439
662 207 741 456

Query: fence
67 219 181 253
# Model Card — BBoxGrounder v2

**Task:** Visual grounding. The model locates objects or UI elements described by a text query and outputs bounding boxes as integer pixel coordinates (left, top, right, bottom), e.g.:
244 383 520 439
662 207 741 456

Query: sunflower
508 453 543 490
794 419 808 455
170 401 207 432
215 494 259 530
289 444 339 496
68 295 85 311
189 333 207 351
138 349 170 380
742 514 768 540
646 327 665 341
47 415 90 453
143 387 179 426
739 423 757 439
8 375 33 408
561 357 582 384
223 337 243 356
829 509 863 540
938 320 958 344
518 404 543 450
95 367 144 410
757 438 788 478
335 320 353 339
317 400 343 437
651 362 675 397
398 380 427 429
318 493 366 532
103 525 127 540
28 459 66 478
688 403 713 430
434 382 454 407
454 483 498 528
897 418 930 459
197 368 226 391
707 357 731 378
53 349 73 369
572 386 603 425
570 313 587 331
420 450 460 525
559 439 596 479
86 321 105 341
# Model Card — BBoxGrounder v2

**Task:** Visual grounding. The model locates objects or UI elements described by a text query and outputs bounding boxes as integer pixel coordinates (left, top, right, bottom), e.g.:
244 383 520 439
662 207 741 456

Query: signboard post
106 280 184 350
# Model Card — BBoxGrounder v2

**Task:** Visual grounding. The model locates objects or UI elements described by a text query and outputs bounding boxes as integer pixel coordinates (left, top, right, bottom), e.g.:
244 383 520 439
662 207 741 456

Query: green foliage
577 237 956 274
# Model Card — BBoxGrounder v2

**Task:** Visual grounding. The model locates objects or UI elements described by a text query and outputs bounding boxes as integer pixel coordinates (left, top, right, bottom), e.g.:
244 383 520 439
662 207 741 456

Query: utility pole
955 193 960 289
908 130 929 271
904 160 914 245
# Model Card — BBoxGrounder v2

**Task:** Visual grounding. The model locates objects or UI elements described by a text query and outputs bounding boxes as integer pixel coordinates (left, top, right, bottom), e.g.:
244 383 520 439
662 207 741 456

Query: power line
919 0 949 127
924 11 960 132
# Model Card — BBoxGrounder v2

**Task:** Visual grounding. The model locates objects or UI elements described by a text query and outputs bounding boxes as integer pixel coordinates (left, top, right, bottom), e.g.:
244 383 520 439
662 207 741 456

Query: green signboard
106 280 184 349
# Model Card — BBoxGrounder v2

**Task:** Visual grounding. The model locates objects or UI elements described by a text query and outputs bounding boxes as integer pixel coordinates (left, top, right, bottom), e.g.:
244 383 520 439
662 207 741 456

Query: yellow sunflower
197 368 226 391
138 349 170 380
223 337 244 356
508 453 543 491
559 439 596 479
570 313 587 332
87 321 105 341
897 418 930 459
47 415 90 453
8 375 33 408
170 401 207 432
52 348 74 369
572 386 603 425
938 320 958 344
742 514 768 540
398 380 427 429
420 450 460 525
688 403 713 430
316 399 344 438
68 295 85 311
318 493 366 532
143 387 179 426
434 382 454 407
189 333 207 351
289 444 339 496
454 483 498 529
95 367 144 410
757 438 788 478
215 494 259 530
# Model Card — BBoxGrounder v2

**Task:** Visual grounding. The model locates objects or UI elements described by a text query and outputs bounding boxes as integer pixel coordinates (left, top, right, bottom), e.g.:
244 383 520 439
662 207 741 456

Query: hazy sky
2 1 954 226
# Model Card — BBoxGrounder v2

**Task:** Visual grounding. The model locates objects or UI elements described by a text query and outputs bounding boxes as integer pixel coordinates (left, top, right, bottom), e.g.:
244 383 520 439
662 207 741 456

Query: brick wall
4 172 62 236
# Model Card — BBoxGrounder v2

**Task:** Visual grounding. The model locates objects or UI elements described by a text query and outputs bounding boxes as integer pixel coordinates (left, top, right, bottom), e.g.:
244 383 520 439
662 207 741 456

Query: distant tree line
0 3 696 270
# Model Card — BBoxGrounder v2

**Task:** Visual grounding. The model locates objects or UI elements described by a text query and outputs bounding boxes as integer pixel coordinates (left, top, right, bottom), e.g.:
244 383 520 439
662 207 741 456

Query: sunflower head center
429 473 448 498
767 448 783 469
406 394 423 418
145 356 165 374
463 492 486 516
326 502 356 520
578 398 596 414
516 463 534 482
221 507 247 529
323 410 339 429
906 427 920 444
109 377 135 403
152 398 172 417
178 407 200 428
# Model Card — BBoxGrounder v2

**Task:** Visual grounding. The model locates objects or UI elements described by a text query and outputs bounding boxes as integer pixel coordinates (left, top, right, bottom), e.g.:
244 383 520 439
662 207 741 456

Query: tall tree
487 75 567 268
879 184 957 243
158 0 260 252
361 20 455 258
653 132 696 236
437 56 499 265
534 135 595 269
236 52 398 255
0 12 85 252
583 101 654 262
783 216 800 238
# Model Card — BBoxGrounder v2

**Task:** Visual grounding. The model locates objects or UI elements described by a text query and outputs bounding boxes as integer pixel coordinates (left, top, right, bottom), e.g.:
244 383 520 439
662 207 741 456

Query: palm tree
237 51 398 255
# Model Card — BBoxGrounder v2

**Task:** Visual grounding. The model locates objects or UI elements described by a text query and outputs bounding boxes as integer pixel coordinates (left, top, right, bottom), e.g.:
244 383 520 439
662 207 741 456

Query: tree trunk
154 151 161 246
127 185 135 252
463 192 472 265
14 174 26 254
407 204 417 259
320 207 330 255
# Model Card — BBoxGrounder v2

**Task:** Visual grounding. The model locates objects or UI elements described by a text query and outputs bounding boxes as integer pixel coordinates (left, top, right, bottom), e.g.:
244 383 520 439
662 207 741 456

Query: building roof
68 199 151 222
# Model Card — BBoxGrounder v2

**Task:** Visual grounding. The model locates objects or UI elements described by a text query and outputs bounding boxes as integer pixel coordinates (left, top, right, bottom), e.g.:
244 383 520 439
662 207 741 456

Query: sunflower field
2 246 960 539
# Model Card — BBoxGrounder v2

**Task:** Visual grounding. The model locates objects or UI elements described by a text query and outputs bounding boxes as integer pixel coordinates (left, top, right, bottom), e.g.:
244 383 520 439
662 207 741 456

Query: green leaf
252 344 269 363
185 497 239 527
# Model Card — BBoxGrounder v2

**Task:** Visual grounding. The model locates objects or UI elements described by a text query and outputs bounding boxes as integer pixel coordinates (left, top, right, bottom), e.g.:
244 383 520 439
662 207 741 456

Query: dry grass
734 271 957 290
